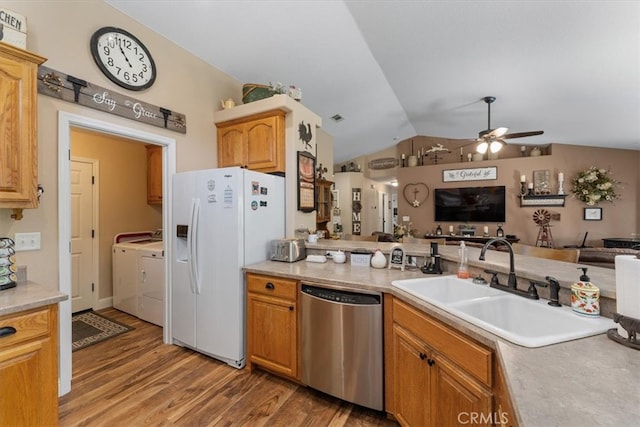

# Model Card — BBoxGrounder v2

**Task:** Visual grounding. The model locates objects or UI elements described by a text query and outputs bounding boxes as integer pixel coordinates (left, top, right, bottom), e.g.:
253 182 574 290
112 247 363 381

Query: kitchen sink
392 275 614 347
391 276 503 305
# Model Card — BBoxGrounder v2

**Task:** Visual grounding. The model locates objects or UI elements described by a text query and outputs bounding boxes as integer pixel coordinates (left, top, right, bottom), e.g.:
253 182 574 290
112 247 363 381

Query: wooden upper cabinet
146 145 163 204
0 43 46 209
316 179 333 232
216 110 285 174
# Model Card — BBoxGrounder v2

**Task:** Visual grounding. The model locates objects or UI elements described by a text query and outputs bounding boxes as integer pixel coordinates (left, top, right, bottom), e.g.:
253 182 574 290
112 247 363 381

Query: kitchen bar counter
305 239 617 299
0 281 68 316
244 257 638 426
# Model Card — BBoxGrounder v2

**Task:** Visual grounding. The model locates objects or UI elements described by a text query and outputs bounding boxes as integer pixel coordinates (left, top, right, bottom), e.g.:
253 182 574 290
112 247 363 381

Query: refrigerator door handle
191 198 201 294
187 197 199 294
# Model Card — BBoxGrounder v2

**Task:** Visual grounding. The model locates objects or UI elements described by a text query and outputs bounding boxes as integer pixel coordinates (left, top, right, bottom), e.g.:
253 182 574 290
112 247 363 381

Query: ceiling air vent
330 114 344 122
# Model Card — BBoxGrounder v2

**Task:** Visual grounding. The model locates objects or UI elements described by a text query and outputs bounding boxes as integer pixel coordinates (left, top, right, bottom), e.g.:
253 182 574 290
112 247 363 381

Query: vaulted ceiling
106 0 640 163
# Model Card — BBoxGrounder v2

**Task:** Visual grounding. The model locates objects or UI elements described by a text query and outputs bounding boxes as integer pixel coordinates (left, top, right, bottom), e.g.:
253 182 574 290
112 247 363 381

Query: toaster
270 239 306 262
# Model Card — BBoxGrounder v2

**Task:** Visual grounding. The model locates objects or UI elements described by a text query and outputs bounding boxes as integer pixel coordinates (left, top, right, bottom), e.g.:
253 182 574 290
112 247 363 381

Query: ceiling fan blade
503 130 544 139
492 127 509 138
478 127 509 139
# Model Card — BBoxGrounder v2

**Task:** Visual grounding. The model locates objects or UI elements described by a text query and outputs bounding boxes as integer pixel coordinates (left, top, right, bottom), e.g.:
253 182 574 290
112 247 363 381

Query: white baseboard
95 297 113 311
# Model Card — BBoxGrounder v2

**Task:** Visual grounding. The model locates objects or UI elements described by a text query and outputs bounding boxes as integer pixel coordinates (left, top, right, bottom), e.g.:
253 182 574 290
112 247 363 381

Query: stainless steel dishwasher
300 283 383 411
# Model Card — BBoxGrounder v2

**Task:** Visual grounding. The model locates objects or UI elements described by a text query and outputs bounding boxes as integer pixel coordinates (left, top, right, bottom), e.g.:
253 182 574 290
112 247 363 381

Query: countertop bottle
457 241 469 279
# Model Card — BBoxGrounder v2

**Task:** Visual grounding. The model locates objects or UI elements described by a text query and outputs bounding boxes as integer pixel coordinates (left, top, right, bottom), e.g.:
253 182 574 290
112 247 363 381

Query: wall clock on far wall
90 26 156 91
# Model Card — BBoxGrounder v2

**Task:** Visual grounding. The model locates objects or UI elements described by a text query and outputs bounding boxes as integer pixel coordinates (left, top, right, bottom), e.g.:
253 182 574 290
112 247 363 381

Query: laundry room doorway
70 127 165 314
58 111 176 396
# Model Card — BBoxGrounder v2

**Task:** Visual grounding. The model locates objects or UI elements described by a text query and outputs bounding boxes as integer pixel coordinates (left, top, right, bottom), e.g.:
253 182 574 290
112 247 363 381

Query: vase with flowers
394 222 415 241
570 166 621 206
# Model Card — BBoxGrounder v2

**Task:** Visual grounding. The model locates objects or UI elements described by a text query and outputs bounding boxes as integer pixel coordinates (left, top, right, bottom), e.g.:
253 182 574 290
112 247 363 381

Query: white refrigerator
171 167 285 368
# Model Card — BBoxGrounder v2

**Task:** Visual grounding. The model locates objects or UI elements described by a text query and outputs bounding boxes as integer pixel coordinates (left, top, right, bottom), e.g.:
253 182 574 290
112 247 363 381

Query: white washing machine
137 241 164 326
112 231 164 325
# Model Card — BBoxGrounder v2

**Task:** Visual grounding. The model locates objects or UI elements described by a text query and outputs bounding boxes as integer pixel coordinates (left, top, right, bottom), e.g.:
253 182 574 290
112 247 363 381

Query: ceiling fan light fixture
490 140 503 153
476 141 489 154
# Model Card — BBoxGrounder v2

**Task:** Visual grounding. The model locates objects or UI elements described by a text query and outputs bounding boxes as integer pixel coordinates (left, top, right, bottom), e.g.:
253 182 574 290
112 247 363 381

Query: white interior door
70 159 95 313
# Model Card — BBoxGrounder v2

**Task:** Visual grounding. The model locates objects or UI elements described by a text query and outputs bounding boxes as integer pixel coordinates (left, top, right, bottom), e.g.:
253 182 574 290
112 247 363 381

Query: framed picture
388 245 405 271
584 207 602 221
297 151 316 212
533 170 551 195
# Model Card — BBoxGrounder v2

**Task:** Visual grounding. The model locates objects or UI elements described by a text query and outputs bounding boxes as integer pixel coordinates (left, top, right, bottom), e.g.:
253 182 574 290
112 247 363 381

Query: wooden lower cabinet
0 304 59 426
246 273 299 380
432 353 493 425
386 295 495 426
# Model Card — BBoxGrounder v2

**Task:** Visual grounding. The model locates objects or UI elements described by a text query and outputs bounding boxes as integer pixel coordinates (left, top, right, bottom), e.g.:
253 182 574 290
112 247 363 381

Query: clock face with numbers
90 27 156 91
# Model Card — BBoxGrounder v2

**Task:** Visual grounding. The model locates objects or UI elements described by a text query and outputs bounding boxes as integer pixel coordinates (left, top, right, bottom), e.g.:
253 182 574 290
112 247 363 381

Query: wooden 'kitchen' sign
37 65 186 134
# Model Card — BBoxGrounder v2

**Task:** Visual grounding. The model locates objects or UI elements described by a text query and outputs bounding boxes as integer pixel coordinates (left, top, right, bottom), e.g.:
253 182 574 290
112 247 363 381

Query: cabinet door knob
289 305 294 311
427 358 435 366
419 352 427 360
0 326 17 338
265 282 275 290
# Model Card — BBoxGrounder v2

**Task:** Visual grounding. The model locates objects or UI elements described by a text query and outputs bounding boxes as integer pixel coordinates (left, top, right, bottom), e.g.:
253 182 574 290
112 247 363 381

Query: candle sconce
520 181 527 197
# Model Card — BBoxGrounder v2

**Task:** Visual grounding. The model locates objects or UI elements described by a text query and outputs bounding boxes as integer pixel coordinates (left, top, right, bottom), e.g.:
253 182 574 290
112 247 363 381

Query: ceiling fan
474 96 544 154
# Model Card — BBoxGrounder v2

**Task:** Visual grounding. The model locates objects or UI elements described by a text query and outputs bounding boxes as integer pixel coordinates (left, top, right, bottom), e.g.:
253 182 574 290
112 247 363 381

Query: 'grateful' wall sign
37 65 186 134
443 166 497 182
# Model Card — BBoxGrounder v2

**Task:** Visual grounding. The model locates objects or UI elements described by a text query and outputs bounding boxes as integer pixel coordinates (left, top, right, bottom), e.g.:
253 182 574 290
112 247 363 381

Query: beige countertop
0 281 68 317
244 256 638 426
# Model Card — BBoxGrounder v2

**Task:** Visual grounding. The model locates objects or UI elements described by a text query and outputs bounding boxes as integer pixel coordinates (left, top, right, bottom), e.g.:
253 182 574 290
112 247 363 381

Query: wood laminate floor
59 308 398 426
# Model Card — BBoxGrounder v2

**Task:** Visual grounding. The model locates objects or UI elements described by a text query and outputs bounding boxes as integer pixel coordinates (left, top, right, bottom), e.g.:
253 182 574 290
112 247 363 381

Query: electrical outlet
14 232 41 251
406 255 418 267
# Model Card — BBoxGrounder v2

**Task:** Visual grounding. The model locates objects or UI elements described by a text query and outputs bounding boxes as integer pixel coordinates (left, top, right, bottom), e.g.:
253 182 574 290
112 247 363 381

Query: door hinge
92 283 95 292
91 229 95 238
92 175 95 185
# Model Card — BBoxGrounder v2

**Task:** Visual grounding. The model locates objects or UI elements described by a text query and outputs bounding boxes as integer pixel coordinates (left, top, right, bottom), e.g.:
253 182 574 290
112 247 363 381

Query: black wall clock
90 27 156 91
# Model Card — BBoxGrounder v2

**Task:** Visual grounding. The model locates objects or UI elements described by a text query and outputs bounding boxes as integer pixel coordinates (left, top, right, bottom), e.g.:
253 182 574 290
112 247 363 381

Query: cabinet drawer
0 307 52 349
392 298 492 387
247 274 297 300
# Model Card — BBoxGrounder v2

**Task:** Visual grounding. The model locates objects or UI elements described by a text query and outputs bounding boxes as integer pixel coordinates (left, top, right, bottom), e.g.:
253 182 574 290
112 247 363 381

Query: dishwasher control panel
301 284 380 305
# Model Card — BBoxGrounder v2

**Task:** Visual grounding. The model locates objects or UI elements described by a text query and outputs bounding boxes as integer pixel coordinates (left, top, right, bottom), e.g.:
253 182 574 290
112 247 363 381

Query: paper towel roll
614 255 640 338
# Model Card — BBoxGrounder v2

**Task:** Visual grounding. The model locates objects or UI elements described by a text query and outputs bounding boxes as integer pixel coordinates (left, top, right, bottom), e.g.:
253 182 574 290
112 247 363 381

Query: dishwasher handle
301 284 381 305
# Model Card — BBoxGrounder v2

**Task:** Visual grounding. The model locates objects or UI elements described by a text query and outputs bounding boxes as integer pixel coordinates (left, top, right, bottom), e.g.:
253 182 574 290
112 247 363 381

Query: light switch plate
14 232 41 251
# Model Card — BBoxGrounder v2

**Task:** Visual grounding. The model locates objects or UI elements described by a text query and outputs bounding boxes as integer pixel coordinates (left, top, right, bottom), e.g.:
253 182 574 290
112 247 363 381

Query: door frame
58 111 176 396
70 157 100 312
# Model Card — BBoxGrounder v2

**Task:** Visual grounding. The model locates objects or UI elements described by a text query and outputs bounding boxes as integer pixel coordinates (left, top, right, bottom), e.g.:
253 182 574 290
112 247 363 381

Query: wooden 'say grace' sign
37 65 186 134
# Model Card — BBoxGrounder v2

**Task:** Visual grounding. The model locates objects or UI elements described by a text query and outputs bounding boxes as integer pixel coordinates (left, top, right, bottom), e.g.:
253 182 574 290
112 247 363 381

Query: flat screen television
434 185 506 223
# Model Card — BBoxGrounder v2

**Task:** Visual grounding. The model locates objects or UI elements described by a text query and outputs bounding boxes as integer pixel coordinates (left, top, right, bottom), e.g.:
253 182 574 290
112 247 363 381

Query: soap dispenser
571 267 600 316
457 241 470 279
